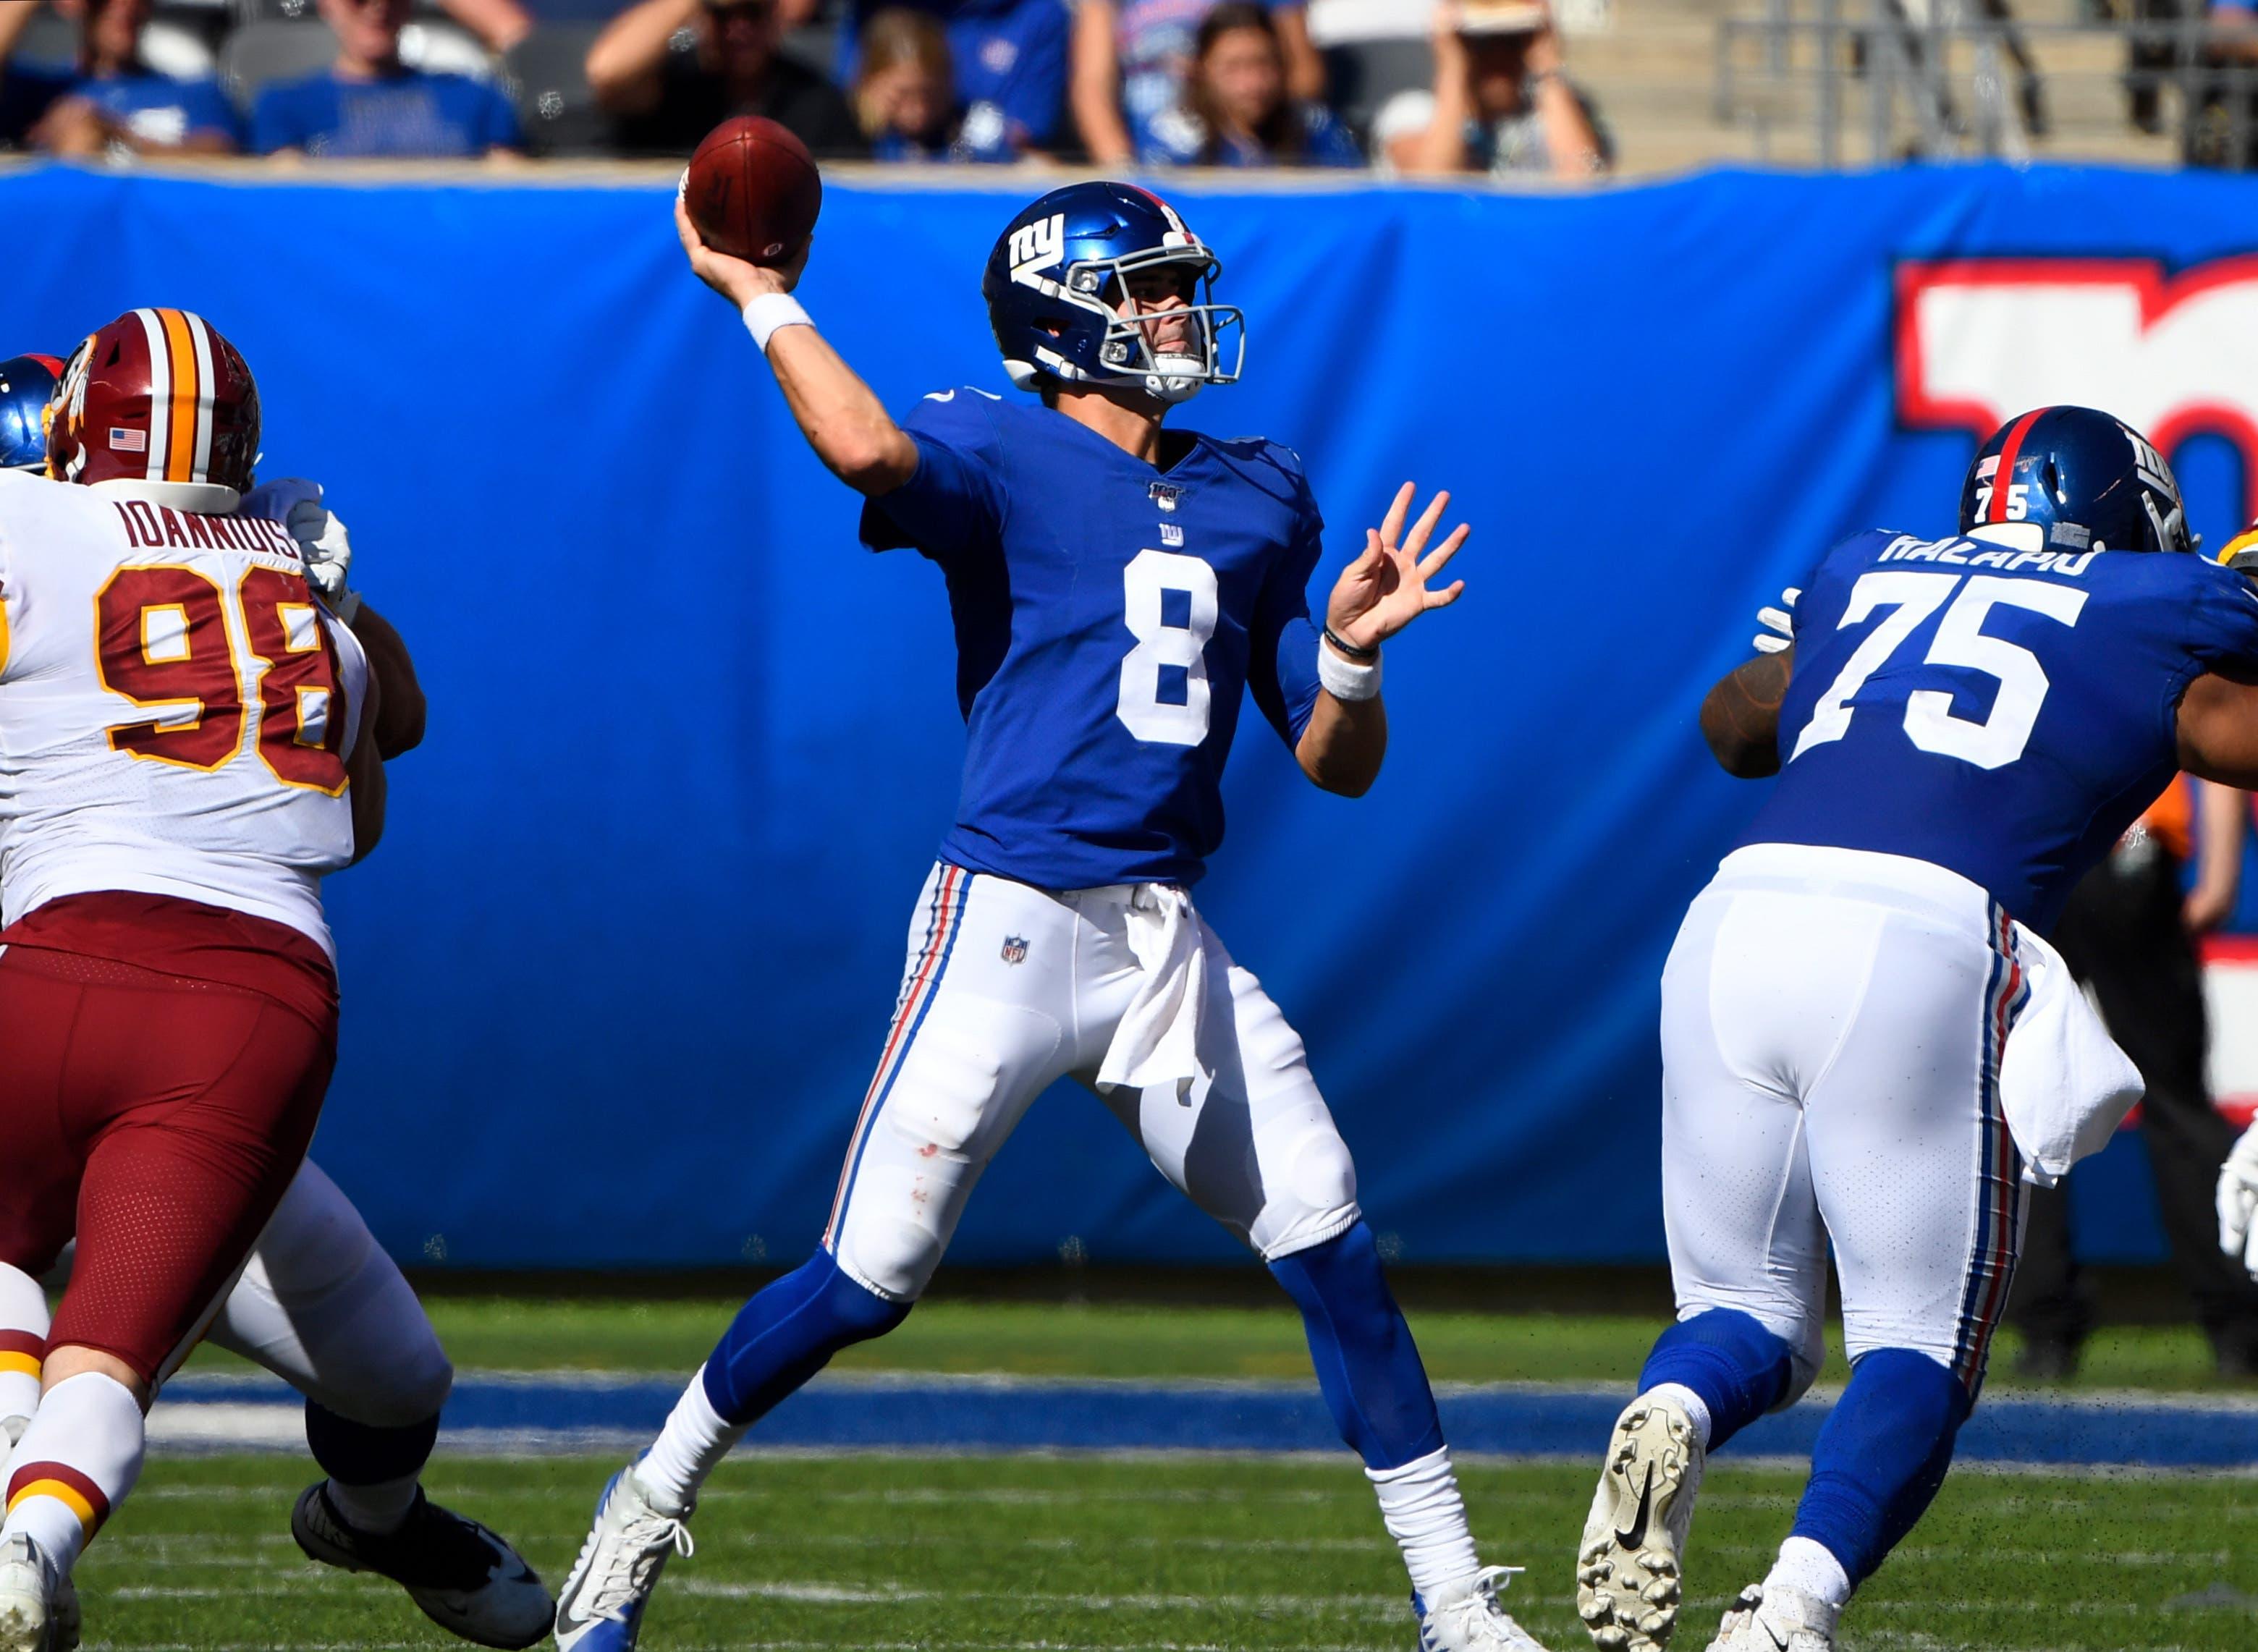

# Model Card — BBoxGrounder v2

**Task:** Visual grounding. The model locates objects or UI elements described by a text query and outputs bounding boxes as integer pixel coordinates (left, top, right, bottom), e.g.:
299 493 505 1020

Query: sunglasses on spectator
703 0 775 17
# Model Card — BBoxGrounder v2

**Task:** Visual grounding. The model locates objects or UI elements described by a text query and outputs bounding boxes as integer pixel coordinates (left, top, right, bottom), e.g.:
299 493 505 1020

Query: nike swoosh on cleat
1615 1462 1656 1551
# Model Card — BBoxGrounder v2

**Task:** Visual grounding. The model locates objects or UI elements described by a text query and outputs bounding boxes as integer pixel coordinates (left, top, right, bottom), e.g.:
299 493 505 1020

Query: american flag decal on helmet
107 428 145 453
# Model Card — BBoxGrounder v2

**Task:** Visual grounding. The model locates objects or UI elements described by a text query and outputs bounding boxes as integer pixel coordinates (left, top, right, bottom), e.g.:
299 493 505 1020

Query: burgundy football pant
0 944 335 1386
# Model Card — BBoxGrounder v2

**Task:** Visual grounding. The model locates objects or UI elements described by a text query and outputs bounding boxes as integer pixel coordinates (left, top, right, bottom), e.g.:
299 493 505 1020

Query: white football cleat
552 1465 694 1652
1414 1564 1553 1651
0 1533 76 1652
1704 1583 1838 1651
1576 1393 1704 1649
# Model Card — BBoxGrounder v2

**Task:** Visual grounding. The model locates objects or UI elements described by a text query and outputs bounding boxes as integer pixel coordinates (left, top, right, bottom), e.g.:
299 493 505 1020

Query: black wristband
1322 627 1379 663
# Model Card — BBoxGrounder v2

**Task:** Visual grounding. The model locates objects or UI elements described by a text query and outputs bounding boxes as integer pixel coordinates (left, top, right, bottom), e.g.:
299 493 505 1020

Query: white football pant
212 1159 454 1426
1661 844 2029 1397
825 863 1363 1301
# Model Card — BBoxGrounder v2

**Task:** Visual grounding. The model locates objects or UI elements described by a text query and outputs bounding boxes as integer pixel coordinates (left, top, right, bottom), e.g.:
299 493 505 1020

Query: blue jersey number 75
1790 572 2089 771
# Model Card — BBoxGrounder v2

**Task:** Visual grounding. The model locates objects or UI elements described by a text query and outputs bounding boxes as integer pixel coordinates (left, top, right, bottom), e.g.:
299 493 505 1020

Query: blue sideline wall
2 161 2244 1268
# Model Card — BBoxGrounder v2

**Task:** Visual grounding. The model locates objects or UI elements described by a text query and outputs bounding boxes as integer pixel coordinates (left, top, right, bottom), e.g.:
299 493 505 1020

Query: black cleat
292 1481 553 1650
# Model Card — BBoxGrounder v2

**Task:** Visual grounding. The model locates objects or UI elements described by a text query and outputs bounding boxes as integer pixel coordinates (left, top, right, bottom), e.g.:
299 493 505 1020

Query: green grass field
86 1453 2258 1652
108 1297 2258 1651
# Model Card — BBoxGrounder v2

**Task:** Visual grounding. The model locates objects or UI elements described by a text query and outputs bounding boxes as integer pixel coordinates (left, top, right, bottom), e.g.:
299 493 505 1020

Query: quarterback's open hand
2220 1122 2258 1279
675 195 808 307
1325 482 1468 654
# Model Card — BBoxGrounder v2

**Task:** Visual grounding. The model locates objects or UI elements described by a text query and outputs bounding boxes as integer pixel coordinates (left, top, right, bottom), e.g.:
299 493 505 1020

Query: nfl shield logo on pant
1000 935 1029 965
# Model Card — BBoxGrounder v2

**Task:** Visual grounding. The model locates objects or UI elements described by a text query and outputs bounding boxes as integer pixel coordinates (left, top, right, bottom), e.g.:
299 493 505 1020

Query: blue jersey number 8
1116 549 1219 747
1790 571 2089 771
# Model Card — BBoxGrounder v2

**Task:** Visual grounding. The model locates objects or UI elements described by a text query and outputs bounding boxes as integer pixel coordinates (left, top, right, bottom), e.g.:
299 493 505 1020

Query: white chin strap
1145 353 1207 404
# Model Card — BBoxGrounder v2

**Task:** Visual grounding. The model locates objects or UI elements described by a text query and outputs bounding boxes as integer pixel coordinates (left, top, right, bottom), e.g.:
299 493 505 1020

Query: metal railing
1717 5 2258 167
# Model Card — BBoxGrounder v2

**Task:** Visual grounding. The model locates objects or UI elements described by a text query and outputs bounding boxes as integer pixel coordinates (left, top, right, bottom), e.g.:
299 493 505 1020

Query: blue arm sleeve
856 391 1010 564
1249 499 1326 749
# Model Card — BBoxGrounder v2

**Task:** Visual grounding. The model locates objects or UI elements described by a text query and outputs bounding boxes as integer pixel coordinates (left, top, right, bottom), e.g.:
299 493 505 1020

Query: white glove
1754 587 1800 655
241 477 358 620
2218 1122 2258 1279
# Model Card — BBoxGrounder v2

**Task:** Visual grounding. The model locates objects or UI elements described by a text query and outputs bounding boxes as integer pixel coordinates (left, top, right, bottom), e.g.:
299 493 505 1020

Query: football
681 116 822 268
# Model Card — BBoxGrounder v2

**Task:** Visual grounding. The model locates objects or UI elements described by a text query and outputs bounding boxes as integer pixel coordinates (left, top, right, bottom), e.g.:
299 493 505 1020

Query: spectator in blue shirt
837 0 1067 160
1146 1 1357 166
1069 0 1322 166
0 0 238 157
252 0 521 158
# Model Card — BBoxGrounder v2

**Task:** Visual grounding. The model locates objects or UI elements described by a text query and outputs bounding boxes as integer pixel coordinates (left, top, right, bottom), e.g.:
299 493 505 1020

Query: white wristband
1316 637 1382 701
743 293 813 353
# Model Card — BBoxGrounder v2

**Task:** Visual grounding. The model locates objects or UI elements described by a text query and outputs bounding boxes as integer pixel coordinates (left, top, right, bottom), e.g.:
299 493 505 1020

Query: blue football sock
1789 1348 1972 1586
701 1248 911 1427
1636 1308 1797 1452
1268 1221 1445 1471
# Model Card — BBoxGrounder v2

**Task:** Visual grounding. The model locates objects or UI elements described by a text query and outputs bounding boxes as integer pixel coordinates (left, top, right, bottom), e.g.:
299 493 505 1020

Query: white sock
1366 1446 1482 1599
325 1470 419 1535
1765 1534 1852 1611
0 1373 144 1576
1646 1382 1714 1450
634 1366 742 1515
0 1268 48 1432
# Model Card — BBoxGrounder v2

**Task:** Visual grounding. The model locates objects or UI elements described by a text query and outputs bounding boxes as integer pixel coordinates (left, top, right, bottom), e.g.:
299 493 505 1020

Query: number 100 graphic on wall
1117 549 1219 747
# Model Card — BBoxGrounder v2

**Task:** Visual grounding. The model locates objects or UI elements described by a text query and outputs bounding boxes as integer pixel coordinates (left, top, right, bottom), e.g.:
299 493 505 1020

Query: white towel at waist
1998 920 2143 1187
1095 884 1214 1095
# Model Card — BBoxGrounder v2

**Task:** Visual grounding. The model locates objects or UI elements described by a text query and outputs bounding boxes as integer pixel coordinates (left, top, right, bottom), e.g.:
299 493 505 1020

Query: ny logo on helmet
1898 255 2258 521
1009 213 1067 280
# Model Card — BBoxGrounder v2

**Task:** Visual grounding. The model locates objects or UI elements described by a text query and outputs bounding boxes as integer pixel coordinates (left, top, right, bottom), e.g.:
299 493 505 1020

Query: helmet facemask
1012 240 1246 404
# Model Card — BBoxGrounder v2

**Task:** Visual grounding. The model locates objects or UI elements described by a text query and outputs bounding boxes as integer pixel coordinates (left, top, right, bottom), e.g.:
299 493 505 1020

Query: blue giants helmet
1957 404 2195 556
980 182 1244 406
0 353 62 472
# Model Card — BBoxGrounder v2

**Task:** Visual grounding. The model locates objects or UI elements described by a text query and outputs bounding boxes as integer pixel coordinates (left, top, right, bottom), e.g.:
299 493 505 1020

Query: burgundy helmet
48 309 259 492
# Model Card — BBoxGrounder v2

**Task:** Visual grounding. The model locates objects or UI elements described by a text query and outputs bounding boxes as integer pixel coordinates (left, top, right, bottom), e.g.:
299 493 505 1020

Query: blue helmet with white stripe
980 182 1244 406
1958 404 2195 556
0 354 62 472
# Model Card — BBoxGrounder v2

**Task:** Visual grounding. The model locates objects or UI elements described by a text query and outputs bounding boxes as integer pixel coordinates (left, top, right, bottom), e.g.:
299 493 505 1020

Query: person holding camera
585 0 866 158
1379 0 1606 179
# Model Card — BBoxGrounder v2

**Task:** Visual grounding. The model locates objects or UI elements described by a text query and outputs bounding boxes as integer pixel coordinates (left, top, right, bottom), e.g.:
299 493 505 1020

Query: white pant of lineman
1661 844 2029 1397
41 1160 452 1424
824 863 1363 1301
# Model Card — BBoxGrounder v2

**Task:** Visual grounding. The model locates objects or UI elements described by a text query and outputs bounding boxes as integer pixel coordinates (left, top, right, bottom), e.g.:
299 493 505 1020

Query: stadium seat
1323 38 1433 137
502 23 606 156
5 9 79 75
235 0 473 18
6 5 225 79
218 20 339 114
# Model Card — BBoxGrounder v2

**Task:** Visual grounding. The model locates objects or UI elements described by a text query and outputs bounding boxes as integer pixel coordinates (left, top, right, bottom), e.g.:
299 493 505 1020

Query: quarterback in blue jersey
552 183 1550 1652
1575 407 2258 1652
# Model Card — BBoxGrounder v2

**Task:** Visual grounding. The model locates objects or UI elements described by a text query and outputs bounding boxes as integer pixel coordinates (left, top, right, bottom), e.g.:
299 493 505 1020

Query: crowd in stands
0 0 1612 174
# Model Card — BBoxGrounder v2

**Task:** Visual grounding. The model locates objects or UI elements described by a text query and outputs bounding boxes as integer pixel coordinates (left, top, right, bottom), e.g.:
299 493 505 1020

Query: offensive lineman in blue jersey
553 183 1549 1652
1574 407 2258 1652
